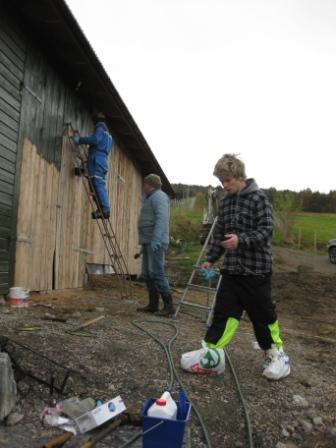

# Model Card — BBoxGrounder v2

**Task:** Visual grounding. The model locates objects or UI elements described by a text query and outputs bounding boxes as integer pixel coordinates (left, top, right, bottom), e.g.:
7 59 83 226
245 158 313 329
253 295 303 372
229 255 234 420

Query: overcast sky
66 0 336 192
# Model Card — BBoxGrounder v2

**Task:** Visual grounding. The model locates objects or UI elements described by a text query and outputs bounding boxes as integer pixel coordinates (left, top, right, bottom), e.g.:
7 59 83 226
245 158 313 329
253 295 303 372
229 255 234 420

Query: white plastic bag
181 341 225 375
40 407 77 434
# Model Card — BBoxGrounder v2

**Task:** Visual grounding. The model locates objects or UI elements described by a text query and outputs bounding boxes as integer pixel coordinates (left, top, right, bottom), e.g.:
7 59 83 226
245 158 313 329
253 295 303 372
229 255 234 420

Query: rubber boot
155 292 175 317
137 289 159 313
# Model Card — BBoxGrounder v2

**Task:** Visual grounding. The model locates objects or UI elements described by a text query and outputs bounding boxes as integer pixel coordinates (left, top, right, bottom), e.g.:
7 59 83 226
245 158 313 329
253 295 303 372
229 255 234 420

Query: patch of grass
274 212 336 252
169 207 204 273
170 207 203 243
176 241 202 270
170 206 203 224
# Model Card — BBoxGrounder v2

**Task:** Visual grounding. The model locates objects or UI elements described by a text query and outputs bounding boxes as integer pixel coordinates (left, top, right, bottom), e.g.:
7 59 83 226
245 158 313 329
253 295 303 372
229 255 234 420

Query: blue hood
95 121 108 132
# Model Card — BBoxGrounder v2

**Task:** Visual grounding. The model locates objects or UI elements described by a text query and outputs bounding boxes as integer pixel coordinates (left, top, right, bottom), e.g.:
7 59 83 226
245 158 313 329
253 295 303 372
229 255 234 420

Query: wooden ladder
64 123 133 300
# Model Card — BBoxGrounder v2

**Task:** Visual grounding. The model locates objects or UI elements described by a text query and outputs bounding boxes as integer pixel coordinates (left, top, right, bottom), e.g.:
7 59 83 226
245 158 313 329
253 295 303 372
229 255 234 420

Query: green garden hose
132 319 213 447
120 319 254 448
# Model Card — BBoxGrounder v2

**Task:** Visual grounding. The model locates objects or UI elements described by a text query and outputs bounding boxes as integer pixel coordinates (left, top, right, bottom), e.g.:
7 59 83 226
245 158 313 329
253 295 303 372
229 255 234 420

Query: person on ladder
74 112 113 219
181 154 290 380
137 174 175 317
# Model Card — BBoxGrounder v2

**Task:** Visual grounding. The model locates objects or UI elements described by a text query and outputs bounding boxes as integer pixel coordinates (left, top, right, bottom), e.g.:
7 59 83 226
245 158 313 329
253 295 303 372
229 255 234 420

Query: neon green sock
206 317 240 349
268 320 283 349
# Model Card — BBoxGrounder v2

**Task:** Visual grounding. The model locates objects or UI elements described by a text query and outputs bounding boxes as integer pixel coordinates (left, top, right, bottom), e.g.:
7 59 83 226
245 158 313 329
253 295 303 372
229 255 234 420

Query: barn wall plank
0 7 25 294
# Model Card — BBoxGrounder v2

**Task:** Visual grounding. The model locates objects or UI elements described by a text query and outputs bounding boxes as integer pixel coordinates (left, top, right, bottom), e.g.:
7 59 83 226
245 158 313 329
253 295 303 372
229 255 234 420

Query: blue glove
150 240 161 252
201 268 216 281
73 135 80 145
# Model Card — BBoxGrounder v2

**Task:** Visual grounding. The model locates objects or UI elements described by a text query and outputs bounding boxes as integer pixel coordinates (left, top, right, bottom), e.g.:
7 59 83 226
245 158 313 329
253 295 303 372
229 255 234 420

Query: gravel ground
0 249 335 448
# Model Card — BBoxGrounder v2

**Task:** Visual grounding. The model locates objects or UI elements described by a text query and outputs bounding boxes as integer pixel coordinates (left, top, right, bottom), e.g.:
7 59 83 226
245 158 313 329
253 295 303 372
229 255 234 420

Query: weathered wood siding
0 9 26 294
14 44 142 291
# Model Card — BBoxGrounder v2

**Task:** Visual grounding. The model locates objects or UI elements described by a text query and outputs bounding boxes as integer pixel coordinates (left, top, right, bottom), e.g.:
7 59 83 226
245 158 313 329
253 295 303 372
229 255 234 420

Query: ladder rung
177 300 211 311
186 283 217 293
103 234 116 239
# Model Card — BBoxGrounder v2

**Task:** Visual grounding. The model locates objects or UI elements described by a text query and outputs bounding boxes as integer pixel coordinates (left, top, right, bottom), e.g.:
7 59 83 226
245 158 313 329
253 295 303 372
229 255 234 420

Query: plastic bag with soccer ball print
181 341 225 375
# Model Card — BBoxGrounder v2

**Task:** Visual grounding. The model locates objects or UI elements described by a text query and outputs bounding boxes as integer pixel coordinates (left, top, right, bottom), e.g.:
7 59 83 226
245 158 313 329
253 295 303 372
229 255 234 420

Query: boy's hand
220 234 239 251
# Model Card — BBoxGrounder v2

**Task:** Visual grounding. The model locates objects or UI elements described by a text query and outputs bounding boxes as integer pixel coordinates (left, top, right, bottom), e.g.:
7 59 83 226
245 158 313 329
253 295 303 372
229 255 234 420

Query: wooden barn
0 0 173 295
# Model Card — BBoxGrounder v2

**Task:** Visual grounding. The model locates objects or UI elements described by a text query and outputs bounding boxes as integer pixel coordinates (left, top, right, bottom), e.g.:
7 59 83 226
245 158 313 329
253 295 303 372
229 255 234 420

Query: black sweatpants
205 272 279 351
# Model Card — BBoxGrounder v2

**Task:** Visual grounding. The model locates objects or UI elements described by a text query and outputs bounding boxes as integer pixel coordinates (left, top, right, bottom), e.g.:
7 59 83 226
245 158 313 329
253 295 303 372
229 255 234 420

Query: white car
327 239 336 264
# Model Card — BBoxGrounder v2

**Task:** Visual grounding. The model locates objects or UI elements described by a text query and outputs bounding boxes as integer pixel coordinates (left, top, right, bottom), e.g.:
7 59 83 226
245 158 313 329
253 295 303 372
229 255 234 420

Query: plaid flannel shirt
206 179 274 275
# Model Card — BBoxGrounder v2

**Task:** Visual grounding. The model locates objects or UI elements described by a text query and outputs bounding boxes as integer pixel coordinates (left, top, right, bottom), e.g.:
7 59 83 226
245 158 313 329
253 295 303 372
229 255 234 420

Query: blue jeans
142 244 170 294
87 155 110 213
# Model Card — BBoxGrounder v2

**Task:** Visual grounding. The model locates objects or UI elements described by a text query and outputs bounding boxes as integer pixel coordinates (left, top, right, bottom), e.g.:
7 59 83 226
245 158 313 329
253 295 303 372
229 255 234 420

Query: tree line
264 188 336 213
172 184 336 213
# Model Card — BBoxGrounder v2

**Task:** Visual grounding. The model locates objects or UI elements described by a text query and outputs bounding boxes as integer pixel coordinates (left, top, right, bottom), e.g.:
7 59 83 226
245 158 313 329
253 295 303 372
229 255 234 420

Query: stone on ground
0 353 17 420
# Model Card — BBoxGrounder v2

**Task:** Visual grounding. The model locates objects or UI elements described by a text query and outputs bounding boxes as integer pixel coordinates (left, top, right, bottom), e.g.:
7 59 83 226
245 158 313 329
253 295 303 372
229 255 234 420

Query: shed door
0 9 26 294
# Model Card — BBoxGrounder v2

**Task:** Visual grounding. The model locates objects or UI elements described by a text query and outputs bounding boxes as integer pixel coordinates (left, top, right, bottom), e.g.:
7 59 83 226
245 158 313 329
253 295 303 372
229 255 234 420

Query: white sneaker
181 341 225 375
262 346 290 380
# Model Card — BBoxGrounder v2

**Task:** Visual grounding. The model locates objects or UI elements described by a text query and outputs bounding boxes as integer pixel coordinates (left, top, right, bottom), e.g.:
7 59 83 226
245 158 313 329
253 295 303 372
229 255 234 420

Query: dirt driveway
0 248 335 448
273 246 336 275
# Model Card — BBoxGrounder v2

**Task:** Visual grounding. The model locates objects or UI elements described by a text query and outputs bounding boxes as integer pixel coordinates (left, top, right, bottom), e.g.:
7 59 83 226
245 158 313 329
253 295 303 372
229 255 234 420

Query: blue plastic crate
141 398 191 448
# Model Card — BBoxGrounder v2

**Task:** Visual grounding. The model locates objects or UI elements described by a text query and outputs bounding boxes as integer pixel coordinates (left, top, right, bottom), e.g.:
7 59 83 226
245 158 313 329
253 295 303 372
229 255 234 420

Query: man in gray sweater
137 174 174 316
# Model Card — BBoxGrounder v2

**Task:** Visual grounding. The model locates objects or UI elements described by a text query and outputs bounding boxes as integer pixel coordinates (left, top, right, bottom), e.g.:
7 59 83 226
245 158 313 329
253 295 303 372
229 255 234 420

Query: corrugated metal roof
4 0 174 196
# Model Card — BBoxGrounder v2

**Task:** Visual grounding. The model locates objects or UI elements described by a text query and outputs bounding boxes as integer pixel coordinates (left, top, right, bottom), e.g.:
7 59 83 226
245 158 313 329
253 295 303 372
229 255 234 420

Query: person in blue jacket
137 174 175 317
74 113 113 219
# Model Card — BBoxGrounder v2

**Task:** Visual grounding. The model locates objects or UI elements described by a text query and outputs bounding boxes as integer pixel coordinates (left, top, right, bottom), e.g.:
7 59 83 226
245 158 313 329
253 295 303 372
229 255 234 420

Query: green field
170 207 336 265
169 206 204 272
170 205 202 224
274 212 336 251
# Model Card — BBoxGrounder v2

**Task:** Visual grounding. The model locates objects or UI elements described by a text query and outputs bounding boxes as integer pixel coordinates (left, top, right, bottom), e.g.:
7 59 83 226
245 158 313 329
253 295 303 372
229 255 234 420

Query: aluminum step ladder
64 123 133 300
173 217 221 326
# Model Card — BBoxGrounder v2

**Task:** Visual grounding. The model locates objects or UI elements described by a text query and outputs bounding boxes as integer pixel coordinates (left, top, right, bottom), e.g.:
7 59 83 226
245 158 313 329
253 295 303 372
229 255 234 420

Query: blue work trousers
86 155 110 213
142 244 170 294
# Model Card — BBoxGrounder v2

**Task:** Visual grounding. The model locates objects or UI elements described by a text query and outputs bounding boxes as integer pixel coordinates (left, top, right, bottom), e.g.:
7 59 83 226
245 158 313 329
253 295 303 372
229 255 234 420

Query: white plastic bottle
147 391 178 420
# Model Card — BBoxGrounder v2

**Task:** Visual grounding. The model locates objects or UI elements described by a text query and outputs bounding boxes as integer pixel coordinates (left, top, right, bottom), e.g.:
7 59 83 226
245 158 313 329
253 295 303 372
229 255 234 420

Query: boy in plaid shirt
181 154 290 380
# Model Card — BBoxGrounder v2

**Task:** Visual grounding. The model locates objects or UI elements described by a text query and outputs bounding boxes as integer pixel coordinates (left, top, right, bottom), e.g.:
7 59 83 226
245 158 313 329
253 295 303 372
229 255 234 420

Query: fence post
314 231 317 253
298 228 302 250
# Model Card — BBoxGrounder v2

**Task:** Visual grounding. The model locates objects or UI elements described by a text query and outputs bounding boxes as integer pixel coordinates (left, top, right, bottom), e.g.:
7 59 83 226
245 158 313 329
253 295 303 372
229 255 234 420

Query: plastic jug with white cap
147 391 177 420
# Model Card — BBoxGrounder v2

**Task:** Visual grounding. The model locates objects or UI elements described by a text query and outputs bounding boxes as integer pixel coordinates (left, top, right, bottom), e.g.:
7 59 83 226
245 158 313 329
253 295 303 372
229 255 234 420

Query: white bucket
8 287 30 308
